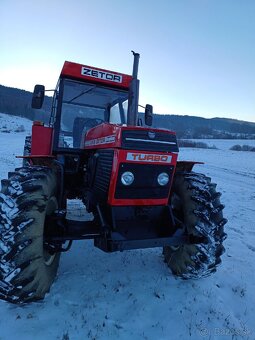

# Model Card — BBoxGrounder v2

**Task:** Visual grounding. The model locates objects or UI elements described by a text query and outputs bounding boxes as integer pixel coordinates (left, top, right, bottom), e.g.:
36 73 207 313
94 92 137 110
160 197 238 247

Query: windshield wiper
67 85 96 104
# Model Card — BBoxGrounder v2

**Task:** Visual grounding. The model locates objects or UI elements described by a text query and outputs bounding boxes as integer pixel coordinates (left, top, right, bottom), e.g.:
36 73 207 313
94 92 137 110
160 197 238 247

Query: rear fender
31 122 53 156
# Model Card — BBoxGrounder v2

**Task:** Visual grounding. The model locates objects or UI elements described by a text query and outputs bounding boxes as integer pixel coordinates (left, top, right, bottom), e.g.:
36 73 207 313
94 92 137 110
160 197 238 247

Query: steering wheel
85 118 104 128
73 118 105 148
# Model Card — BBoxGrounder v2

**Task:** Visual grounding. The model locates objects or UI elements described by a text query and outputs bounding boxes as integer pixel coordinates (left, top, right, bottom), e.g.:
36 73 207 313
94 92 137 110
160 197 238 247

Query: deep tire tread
164 171 227 279
0 166 60 304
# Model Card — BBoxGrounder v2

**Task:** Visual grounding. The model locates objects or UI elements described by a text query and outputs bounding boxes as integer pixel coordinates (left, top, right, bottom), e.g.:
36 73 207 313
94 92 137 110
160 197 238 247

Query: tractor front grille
115 163 174 199
121 130 179 153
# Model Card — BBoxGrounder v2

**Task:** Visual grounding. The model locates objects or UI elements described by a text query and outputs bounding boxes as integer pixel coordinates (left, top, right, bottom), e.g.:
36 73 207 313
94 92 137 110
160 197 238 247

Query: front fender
175 161 204 173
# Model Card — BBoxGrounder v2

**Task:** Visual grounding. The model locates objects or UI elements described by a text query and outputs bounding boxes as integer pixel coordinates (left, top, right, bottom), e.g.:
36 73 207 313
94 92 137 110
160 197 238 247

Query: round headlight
121 171 134 186
157 172 169 186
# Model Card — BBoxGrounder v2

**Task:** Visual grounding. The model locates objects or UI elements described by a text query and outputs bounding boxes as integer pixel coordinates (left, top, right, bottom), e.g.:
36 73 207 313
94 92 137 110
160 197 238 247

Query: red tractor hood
83 123 179 153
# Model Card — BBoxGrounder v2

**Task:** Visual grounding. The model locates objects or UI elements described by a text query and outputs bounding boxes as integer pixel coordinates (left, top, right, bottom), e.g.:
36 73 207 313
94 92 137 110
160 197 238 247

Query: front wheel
0 166 60 303
163 171 227 279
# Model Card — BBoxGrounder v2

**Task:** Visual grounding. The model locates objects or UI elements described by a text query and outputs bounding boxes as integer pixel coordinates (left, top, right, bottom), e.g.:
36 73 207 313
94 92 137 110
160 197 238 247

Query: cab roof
61 61 132 90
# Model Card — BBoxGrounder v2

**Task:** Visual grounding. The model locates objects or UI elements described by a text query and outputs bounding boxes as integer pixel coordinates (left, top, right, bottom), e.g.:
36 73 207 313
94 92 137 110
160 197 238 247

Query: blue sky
1 0 254 122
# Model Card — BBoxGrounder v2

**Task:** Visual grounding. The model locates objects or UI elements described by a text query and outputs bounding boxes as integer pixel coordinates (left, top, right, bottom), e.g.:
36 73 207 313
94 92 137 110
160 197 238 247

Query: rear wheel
0 166 60 303
163 172 227 279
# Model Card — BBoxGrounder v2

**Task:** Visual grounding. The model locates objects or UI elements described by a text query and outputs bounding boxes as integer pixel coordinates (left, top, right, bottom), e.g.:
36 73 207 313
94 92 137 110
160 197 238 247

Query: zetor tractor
0 52 226 303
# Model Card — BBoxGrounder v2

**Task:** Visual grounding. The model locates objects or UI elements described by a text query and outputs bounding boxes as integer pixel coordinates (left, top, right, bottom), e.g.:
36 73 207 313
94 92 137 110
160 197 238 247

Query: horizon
1 1 255 122
0 82 255 125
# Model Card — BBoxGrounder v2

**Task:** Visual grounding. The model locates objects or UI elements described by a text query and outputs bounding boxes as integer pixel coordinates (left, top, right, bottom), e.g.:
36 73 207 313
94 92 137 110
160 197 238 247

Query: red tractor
0 52 226 303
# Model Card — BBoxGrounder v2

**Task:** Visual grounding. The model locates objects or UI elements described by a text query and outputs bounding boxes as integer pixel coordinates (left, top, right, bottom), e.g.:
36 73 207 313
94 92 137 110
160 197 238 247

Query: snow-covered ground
188 138 255 150
0 113 32 181
0 113 254 339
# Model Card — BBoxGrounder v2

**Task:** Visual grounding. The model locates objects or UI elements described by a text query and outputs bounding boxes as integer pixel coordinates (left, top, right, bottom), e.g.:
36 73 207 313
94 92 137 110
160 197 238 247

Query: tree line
1 84 255 139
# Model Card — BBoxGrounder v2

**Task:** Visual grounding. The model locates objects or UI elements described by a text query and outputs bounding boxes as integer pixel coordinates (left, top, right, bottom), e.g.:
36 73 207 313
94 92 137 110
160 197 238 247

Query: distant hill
1 84 255 139
151 114 255 139
0 85 52 123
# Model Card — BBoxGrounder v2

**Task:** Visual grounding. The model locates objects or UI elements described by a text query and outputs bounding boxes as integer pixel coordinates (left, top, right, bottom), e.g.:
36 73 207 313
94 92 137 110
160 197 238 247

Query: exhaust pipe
127 51 140 126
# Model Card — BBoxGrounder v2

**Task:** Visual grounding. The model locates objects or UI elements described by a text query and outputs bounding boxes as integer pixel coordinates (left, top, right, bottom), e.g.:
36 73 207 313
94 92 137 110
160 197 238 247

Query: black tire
0 166 60 303
22 135 31 167
163 171 227 279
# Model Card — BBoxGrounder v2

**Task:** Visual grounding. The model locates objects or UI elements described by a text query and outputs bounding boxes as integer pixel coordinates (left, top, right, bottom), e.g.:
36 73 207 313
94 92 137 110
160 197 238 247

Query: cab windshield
58 79 129 148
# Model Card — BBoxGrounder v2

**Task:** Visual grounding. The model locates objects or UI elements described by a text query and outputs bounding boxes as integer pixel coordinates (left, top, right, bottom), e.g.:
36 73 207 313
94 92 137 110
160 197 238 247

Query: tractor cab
57 77 129 149
32 60 139 152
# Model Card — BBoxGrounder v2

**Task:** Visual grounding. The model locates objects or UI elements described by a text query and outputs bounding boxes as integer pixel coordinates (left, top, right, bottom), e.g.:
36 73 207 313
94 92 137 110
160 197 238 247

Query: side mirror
145 104 153 126
32 85 45 109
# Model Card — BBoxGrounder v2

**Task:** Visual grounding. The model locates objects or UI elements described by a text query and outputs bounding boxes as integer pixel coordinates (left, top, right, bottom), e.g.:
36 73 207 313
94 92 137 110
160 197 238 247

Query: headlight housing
121 171 134 186
157 172 169 186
